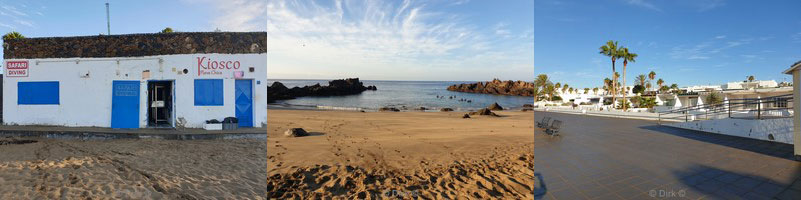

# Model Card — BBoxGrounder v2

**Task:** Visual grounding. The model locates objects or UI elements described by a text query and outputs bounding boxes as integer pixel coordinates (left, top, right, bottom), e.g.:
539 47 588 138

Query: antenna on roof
105 1 111 35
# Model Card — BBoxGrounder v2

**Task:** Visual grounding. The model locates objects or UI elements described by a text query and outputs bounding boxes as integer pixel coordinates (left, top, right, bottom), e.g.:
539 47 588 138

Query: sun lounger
537 116 551 128
545 120 562 136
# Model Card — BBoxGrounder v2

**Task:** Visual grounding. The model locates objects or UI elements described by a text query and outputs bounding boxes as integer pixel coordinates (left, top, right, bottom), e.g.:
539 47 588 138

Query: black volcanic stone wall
3 32 266 59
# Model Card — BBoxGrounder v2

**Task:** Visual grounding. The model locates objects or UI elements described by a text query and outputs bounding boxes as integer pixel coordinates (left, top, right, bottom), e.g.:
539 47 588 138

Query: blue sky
535 0 801 89
266 0 534 81
0 0 266 73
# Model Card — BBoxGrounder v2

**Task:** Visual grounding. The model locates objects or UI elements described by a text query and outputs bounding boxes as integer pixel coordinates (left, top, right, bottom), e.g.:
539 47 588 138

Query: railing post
728 101 731 118
758 102 761 120
685 111 688 122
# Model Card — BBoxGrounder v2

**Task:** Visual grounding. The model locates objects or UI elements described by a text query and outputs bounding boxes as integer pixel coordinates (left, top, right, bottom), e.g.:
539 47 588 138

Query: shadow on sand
670 164 801 199
640 125 796 161
533 172 547 200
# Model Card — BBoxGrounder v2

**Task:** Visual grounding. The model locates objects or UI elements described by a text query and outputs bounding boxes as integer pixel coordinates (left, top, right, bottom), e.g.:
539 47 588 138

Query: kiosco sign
6 61 29 77
197 56 240 76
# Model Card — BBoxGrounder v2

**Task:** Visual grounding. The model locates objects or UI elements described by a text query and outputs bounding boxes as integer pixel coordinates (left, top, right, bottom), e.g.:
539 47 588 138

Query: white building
2 32 267 129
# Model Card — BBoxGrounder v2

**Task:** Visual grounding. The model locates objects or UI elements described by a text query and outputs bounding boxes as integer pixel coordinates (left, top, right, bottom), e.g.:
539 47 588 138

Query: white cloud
183 0 267 31
264 0 533 80
670 36 759 60
714 35 726 39
0 22 15 30
1 5 28 17
624 0 662 12
14 19 33 27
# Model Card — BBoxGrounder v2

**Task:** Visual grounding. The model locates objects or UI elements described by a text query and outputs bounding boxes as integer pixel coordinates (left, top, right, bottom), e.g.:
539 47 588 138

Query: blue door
111 81 140 128
235 80 253 127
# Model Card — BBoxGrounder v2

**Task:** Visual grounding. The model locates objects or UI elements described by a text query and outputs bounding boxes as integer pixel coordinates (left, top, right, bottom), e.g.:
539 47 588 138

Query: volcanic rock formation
268 78 377 103
447 79 535 96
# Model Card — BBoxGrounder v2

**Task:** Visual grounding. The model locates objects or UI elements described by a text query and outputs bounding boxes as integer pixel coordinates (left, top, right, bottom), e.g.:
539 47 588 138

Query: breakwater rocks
268 78 377 103
447 79 536 96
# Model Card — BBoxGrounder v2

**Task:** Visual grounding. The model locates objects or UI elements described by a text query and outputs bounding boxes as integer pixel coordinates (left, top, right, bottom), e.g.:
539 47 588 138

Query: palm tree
619 47 637 111
535 74 549 88
635 74 647 87
562 84 569 94
2 31 24 41
603 78 613 95
747 75 755 82
648 71 656 90
584 88 590 94
593 87 599 94
544 83 557 101
600 40 623 107
555 82 561 91
657 78 664 90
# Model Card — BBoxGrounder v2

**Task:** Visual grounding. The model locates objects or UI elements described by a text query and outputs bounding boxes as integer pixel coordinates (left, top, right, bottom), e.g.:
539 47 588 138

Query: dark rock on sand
414 107 427 111
268 78 378 103
379 107 400 112
447 79 536 96
469 108 499 117
523 104 534 108
440 108 454 112
488 102 504 111
462 114 471 118
284 128 309 137
521 108 533 112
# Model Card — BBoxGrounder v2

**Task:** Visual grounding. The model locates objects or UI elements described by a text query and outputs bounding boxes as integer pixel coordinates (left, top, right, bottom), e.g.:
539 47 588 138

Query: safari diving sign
5 61 29 77
197 56 241 76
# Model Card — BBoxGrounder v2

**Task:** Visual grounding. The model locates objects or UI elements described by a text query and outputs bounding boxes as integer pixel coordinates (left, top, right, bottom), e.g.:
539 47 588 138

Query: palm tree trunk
622 63 627 111
612 59 617 109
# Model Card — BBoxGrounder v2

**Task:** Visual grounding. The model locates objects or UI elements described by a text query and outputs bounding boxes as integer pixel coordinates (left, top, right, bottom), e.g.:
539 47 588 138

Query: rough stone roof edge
3 32 266 59
3 31 266 41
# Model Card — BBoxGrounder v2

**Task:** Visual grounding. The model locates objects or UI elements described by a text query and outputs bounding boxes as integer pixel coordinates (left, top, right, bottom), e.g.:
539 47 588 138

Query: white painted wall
666 118 794 144
3 53 267 128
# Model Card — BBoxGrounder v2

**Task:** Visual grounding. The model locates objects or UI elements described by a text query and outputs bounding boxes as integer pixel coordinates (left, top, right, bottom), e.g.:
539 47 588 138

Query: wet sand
267 109 535 199
0 138 266 199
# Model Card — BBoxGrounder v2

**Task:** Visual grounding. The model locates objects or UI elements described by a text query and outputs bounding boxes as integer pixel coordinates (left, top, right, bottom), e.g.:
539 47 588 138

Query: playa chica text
197 56 241 76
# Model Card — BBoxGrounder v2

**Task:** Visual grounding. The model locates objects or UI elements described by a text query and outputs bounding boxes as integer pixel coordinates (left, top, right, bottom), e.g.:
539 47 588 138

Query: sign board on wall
6 61 29 77
197 56 241 76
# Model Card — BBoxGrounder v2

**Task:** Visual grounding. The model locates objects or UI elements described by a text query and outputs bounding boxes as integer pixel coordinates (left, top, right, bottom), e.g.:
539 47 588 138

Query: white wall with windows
2 53 267 128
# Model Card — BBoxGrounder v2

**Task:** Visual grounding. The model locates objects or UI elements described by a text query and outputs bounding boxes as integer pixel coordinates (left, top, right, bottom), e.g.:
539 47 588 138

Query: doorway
147 81 173 127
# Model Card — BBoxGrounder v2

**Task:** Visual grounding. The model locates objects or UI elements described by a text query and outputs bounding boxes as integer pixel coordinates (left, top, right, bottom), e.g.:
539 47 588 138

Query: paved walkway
535 111 801 200
0 125 266 140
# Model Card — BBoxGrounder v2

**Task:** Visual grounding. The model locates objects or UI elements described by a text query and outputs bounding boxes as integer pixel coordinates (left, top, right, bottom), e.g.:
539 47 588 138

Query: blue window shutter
18 81 60 105
194 79 223 106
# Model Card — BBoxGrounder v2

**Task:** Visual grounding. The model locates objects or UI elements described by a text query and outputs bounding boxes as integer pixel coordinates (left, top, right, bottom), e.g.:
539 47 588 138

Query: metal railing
657 94 793 124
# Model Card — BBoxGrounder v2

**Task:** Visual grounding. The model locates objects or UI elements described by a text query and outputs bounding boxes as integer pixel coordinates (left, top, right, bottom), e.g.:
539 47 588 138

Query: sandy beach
267 109 535 199
0 138 266 199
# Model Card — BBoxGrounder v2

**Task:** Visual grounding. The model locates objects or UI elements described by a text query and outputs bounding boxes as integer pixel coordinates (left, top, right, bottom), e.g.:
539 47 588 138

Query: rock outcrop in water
447 79 535 96
268 78 377 103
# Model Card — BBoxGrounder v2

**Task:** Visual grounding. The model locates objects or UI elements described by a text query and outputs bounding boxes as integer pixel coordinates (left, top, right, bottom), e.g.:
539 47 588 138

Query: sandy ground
267 109 535 199
0 138 266 199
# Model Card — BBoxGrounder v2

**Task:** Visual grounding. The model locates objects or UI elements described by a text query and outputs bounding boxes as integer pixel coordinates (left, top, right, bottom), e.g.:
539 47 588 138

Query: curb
0 130 266 140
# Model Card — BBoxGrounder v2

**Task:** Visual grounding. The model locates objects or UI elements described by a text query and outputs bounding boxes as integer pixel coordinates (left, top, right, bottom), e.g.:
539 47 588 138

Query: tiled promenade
535 111 801 200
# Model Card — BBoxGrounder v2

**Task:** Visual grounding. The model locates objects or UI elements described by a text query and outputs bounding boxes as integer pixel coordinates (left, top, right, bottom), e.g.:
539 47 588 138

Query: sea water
267 79 534 111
